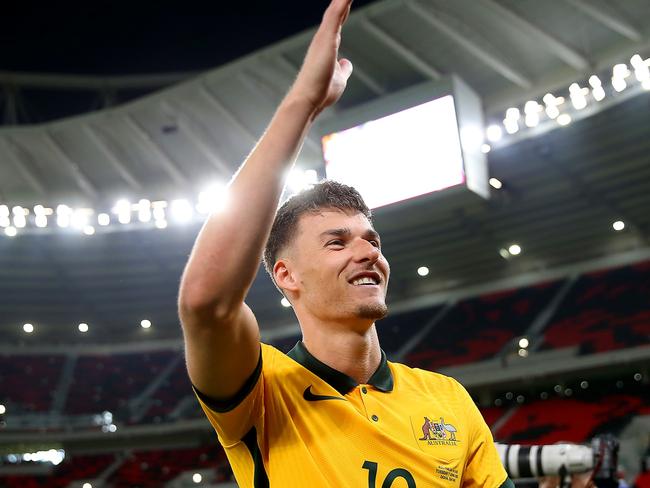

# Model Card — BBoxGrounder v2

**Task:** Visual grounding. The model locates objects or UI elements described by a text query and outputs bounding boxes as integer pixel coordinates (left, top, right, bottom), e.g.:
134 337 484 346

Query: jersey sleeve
193 345 265 447
454 379 508 488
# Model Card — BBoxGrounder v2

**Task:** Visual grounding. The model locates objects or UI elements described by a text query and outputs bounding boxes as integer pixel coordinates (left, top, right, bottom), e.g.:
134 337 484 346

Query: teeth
352 276 377 286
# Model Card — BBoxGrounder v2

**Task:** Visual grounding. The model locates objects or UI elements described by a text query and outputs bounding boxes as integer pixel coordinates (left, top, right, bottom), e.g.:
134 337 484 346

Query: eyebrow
319 227 381 244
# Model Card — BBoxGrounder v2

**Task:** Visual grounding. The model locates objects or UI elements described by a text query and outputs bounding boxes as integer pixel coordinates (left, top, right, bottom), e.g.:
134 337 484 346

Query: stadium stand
406 281 563 370
0 454 115 488
0 355 64 413
541 260 650 354
65 351 176 415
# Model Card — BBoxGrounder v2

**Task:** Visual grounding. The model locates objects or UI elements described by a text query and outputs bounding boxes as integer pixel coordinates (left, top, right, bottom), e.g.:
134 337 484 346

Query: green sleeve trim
192 347 262 413
499 478 515 488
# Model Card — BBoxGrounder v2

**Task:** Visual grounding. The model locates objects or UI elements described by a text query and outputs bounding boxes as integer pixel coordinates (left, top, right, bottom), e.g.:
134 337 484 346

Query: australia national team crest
418 416 460 446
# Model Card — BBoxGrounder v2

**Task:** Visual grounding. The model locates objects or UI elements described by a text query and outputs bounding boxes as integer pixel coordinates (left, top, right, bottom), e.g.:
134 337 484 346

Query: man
178 0 512 486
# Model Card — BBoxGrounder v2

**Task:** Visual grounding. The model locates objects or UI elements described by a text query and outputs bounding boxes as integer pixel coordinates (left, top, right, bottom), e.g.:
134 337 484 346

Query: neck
302 323 381 385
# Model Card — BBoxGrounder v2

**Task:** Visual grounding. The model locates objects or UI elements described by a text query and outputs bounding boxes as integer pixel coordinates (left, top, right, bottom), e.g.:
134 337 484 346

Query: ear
274 258 299 293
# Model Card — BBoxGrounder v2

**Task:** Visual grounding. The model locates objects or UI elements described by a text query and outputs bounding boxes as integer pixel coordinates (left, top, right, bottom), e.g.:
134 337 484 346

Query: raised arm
178 0 354 401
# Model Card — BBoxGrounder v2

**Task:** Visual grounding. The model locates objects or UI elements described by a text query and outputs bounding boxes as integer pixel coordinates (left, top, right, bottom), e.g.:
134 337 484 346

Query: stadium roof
1 0 650 344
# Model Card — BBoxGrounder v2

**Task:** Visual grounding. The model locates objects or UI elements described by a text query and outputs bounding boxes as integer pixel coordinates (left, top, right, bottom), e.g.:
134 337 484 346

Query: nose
352 238 381 263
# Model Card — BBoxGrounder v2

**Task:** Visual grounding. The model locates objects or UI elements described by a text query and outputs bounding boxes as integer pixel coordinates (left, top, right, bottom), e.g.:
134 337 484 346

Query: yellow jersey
194 342 509 488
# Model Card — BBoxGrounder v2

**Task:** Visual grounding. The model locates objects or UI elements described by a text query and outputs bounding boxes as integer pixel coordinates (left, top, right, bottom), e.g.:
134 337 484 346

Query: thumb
338 58 353 81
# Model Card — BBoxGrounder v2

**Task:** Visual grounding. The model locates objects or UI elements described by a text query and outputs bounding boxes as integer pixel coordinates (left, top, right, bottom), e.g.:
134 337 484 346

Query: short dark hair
263 180 372 291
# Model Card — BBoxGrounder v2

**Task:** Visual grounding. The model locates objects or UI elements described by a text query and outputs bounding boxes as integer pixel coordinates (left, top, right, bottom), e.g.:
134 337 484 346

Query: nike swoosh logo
303 385 346 402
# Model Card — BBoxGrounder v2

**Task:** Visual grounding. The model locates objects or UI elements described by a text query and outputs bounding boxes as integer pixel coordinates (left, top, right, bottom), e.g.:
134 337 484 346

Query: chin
356 302 388 320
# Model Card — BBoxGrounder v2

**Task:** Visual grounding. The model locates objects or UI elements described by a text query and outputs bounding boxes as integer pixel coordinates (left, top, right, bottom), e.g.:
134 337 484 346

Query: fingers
321 0 353 33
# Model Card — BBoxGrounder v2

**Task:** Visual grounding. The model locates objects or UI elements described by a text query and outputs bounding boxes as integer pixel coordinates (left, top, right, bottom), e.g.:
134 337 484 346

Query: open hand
290 0 354 114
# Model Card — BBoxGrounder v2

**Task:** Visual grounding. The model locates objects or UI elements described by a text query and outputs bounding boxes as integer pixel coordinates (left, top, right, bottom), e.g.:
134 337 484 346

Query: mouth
348 272 381 287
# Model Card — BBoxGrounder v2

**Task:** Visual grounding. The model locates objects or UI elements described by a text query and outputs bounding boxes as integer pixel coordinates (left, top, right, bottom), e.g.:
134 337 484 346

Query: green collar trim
287 341 394 395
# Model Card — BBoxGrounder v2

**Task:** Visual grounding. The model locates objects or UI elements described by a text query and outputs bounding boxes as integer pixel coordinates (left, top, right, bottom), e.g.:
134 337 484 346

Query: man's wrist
280 91 323 122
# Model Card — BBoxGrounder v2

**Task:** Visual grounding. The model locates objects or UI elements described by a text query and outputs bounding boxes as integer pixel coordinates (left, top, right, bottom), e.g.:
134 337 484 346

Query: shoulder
389 361 469 397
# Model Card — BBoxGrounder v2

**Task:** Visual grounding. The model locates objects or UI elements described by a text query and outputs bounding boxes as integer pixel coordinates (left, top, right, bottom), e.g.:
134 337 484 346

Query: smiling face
274 208 390 332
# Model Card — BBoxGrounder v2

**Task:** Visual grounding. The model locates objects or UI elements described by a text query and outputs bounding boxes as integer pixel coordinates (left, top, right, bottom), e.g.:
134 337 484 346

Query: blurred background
1 0 649 486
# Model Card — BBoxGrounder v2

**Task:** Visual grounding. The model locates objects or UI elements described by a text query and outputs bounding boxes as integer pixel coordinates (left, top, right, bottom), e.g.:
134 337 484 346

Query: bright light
569 83 587 110
82 483 93 488
193 473 203 483
0 404 5 414
588 75 602 88
280 297 291 308
0 215 9 227
97 213 110 226
612 220 625 231
154 219 168 229
197 183 229 214
499 248 510 259
23 323 34 333
83 226 95 236
417 266 429 277
545 106 560 119
518 348 529 357
287 168 319 195
56 205 72 228
557 114 572 126
486 125 502 142
138 199 152 223
78 323 89 333
20 449 65 466
71 209 90 229
0 205 8 217
35 215 48 228
592 87 606 101
504 120 519 134
481 144 491 154
4 226 17 237
113 199 132 224
643 79 650 90
140 319 152 329
489 178 503 190
508 244 522 255
505 107 520 120
612 77 627 92
170 199 193 223
108 424 117 433
518 337 529 348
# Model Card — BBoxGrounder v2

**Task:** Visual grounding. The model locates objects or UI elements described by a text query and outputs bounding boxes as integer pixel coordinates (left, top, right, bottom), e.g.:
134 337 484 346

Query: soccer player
178 0 512 486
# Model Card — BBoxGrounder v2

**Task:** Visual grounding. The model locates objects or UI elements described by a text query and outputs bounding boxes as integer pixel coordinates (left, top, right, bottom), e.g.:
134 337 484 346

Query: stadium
1 0 649 487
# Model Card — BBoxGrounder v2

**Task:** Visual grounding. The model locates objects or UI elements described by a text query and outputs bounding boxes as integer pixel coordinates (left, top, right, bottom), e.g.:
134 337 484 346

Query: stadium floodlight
4 226 17 237
138 199 152 223
489 178 503 190
486 124 502 142
197 182 229 215
23 323 34 333
0 404 5 414
280 297 291 308
78 323 89 333
0 205 8 217
113 199 132 225
508 244 522 255
612 220 625 231
82 483 93 488
287 168 319 195
481 144 491 154
97 213 110 226
518 337 529 348
170 199 193 223
193 473 203 483
569 83 587 110
83 225 95 236
557 114 572 126
140 319 152 329
581 381 589 389
154 219 168 229
499 248 510 259
56 205 72 228
35 214 47 228
417 266 429 277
